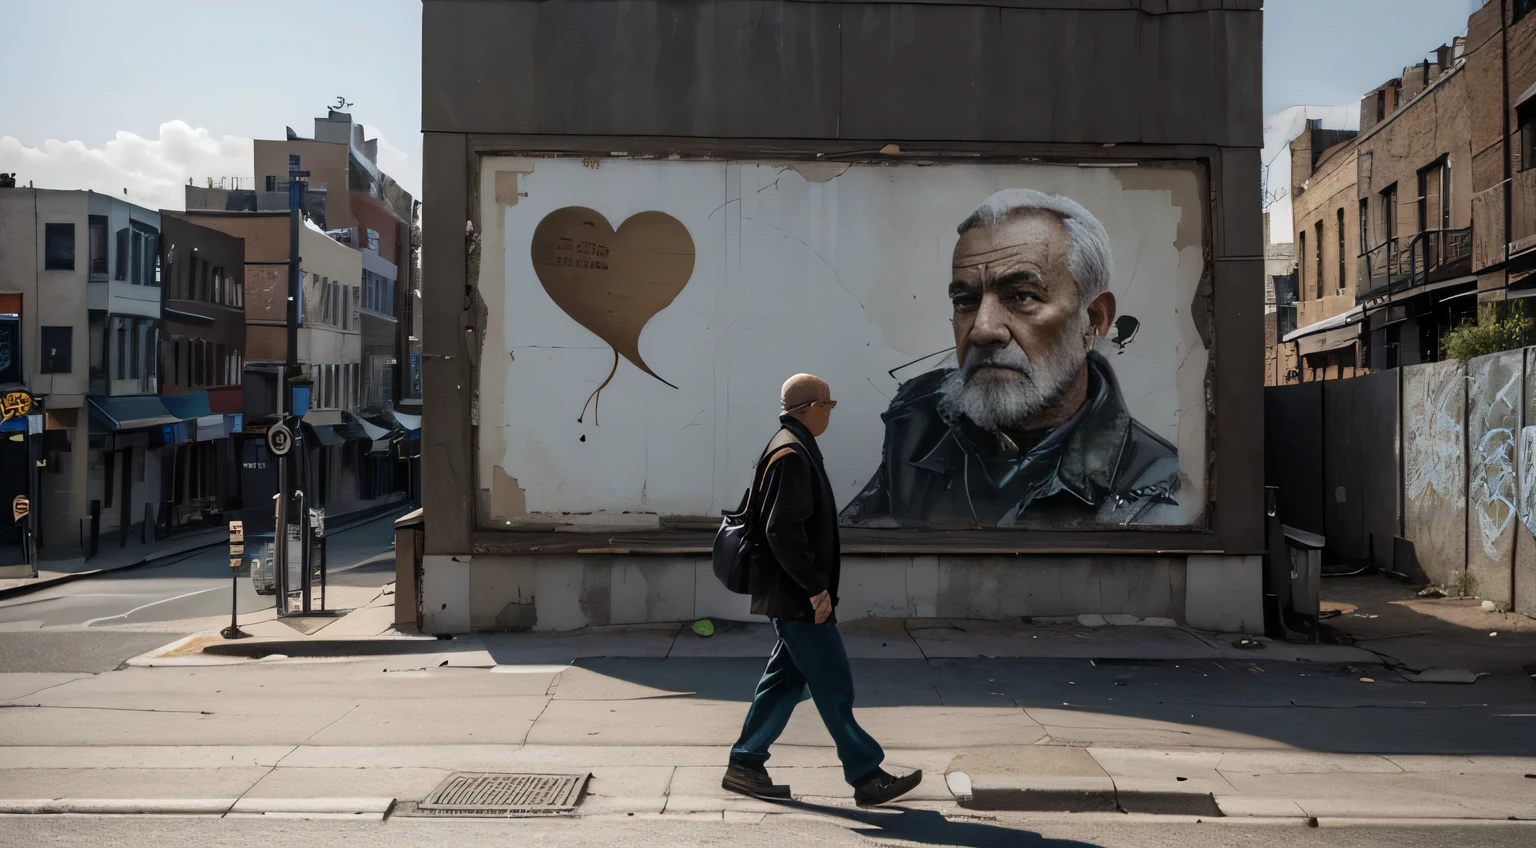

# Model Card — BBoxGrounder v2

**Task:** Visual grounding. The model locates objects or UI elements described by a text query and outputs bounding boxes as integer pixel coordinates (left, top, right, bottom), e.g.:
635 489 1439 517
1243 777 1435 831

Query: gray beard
938 326 1089 433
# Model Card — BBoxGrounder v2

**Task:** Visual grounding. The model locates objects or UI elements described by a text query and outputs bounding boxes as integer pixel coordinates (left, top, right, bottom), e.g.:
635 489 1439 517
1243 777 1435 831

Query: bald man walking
722 374 923 807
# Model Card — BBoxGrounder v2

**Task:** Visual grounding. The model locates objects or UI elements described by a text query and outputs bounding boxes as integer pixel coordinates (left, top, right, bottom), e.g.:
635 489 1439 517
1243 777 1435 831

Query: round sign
267 422 293 456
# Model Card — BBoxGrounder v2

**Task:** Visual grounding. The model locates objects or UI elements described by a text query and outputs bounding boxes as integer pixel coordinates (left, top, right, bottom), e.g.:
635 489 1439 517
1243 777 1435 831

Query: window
1374 89 1386 124
1298 230 1307 295
89 217 108 274
115 319 127 380
366 228 379 252
130 230 142 284
1519 100 1536 173
115 229 128 279
40 326 72 374
45 223 75 270
1313 220 1323 299
212 267 224 304
1381 184 1398 245
1359 198 1369 254
1336 209 1345 293
130 321 141 378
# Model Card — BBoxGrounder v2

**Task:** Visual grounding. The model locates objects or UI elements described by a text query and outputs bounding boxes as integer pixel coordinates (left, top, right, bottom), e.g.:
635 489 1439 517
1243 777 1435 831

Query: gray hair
957 189 1114 301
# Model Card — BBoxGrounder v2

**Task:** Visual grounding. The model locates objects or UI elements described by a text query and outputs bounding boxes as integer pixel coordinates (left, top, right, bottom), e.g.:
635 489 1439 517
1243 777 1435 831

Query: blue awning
391 410 421 435
161 391 212 421
303 421 347 447
89 396 182 431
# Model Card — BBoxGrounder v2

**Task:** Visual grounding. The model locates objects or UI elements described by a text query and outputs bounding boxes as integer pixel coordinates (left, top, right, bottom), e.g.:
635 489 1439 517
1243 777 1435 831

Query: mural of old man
839 189 1179 528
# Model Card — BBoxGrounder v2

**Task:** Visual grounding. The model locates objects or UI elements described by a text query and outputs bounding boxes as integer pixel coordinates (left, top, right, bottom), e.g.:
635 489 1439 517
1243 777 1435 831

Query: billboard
479 158 1208 530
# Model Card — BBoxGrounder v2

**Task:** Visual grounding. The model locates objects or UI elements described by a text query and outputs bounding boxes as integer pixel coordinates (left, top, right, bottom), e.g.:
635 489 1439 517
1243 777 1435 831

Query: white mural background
478 158 1209 526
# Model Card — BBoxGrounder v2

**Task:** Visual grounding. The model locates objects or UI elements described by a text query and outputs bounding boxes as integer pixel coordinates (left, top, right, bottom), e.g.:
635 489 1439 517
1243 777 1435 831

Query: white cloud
0 122 253 212
1262 105 1361 245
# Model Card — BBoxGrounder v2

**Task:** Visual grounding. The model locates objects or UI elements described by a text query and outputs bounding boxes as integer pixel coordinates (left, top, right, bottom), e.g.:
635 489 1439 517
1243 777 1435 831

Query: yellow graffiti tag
0 391 32 424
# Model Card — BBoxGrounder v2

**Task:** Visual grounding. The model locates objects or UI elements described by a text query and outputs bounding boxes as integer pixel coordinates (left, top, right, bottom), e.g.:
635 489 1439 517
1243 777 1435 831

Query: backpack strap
744 430 808 537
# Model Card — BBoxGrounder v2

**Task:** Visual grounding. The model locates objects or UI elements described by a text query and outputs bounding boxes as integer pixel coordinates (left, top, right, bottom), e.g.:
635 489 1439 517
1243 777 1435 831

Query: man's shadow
765 798 1101 848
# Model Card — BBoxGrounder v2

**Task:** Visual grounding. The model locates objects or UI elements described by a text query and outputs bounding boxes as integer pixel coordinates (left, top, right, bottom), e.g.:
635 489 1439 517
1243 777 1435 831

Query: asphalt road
0 512 402 673
7 813 1532 848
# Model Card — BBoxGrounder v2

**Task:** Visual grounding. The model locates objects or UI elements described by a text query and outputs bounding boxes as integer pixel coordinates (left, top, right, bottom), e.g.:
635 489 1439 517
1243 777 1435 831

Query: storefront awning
195 414 227 442
346 411 391 442
302 409 343 427
1296 324 1362 357
303 422 347 447
162 391 212 421
88 396 182 431
391 410 421 434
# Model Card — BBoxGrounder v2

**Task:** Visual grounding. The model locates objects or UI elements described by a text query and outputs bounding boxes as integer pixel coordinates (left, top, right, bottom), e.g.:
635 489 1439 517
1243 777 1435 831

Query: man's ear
1086 291 1116 338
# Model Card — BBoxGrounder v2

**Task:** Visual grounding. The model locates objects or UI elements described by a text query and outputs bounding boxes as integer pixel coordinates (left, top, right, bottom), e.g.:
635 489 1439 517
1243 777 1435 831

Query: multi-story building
0 185 180 555
1469 0 1536 303
1354 38 1477 369
1286 120 1364 381
157 215 247 532
1262 213 1298 386
252 110 415 411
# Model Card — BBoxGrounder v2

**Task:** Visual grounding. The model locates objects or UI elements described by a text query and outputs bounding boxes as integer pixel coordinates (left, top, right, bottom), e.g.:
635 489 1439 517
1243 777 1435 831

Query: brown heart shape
531 207 696 405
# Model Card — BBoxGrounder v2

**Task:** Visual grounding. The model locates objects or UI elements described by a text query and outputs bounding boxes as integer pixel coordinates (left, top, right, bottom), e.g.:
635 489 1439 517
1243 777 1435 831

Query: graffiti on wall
837 189 1177 528
1468 354 1521 558
530 207 696 423
492 159 1208 529
1404 361 1465 503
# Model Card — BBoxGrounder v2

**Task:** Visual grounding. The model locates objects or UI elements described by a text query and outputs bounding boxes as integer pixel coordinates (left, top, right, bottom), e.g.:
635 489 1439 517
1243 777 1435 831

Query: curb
0 798 237 815
229 797 396 819
0 505 411 601
0 797 396 819
952 773 1222 817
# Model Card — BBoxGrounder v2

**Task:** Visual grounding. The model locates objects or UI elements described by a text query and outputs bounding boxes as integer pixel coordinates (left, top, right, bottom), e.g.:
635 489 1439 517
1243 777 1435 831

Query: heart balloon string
578 349 620 425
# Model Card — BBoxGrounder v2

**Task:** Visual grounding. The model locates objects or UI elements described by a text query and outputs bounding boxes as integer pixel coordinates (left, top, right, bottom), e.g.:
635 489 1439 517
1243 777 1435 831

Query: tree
1261 163 1288 212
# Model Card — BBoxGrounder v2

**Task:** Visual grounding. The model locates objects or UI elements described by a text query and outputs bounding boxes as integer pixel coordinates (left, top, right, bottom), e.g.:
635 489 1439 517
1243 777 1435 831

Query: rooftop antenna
334 96 353 111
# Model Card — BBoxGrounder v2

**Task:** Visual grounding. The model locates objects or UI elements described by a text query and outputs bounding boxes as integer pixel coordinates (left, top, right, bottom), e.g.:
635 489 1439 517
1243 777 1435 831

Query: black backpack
712 436 803 594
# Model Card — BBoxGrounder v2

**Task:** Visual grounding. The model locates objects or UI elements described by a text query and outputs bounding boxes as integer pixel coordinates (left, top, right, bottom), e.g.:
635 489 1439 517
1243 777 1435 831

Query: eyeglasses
786 399 837 412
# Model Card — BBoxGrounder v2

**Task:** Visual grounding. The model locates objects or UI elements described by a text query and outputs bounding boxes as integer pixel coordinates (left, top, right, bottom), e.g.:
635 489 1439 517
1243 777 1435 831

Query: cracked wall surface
475 157 1208 527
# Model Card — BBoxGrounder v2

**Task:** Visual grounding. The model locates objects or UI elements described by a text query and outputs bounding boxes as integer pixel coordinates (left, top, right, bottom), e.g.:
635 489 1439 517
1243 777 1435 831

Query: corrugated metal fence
1265 352 1536 616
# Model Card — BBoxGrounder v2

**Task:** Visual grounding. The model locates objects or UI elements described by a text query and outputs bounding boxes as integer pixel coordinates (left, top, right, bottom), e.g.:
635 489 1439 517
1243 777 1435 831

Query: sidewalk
0 501 413 599
0 526 229 597
3 617 1534 822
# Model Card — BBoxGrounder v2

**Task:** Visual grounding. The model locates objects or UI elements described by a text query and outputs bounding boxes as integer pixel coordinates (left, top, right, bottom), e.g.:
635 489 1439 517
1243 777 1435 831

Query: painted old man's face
944 211 1113 431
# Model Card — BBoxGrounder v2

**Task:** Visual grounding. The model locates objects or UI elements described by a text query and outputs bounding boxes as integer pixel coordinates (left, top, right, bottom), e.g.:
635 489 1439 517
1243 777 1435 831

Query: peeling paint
490 465 528 520
789 163 850 183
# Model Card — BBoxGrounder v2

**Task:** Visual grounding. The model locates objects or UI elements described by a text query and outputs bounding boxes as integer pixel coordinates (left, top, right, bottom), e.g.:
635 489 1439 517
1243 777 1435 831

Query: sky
0 0 1488 233
0 0 421 211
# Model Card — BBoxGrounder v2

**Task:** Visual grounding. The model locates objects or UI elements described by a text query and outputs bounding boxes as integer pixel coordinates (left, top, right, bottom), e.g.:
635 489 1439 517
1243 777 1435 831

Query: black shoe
722 762 792 800
853 768 923 807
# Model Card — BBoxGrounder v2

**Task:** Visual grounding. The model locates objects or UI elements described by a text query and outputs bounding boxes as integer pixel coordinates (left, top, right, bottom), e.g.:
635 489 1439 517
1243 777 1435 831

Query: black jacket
750 416 841 620
839 352 1180 528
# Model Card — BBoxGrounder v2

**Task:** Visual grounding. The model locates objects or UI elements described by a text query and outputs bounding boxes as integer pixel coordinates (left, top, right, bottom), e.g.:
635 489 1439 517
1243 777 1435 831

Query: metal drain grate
417 772 589 816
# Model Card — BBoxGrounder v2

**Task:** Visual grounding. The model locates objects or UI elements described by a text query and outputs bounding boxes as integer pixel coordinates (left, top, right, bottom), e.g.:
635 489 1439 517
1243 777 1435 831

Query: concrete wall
419 0 1267 631
1403 359 1468 587
1466 351 1522 607
422 552 1263 636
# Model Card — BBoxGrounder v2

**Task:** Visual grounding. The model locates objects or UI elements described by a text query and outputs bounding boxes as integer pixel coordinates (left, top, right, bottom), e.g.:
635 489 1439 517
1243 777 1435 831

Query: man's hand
810 590 832 624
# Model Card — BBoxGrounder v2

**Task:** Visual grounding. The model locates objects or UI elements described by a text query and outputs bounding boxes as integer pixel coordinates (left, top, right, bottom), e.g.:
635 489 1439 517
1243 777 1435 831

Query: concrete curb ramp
0 798 395 820
950 772 1222 817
